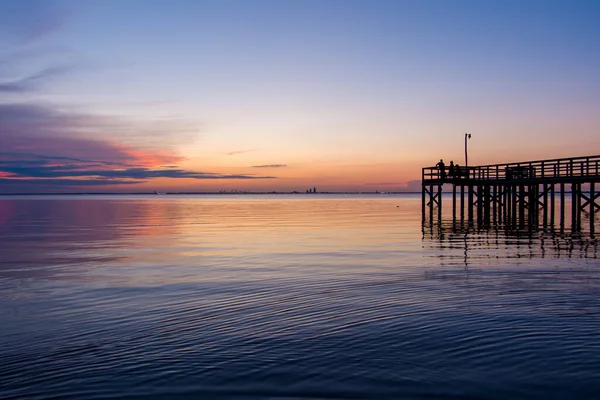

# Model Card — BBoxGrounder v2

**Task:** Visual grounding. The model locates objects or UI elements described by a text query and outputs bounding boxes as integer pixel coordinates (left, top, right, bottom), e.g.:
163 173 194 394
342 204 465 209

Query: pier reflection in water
424 219 598 267
423 193 599 271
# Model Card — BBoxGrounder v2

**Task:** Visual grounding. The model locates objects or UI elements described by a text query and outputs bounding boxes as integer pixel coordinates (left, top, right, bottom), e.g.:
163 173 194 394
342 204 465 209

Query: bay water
1 194 599 399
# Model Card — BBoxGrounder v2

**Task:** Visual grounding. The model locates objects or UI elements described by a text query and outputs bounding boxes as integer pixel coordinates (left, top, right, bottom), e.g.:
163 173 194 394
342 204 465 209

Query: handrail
468 154 600 168
422 154 600 182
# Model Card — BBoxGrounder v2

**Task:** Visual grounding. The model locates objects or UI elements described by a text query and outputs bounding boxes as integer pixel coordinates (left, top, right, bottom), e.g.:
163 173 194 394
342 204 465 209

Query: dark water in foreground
1 195 599 399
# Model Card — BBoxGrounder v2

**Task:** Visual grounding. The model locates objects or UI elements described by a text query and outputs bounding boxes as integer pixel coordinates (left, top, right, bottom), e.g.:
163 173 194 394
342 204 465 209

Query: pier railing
422 155 600 183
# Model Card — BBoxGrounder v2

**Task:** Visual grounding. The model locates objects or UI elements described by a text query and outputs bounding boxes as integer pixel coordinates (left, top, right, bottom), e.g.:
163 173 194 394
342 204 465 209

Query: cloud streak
0 101 274 192
252 164 287 168
0 66 73 93
227 149 257 156
0 147 276 192
0 158 275 180
0 178 144 187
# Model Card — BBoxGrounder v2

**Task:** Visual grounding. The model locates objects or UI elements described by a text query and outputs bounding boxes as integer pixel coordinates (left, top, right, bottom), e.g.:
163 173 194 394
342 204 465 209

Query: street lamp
464 133 472 179
464 133 472 168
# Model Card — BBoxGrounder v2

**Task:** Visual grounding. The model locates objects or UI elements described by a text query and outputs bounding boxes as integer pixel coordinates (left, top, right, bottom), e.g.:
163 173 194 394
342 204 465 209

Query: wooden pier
422 155 600 233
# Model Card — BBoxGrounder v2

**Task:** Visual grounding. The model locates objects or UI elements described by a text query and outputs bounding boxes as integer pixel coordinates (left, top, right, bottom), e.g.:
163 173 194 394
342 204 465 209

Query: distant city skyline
1 0 599 193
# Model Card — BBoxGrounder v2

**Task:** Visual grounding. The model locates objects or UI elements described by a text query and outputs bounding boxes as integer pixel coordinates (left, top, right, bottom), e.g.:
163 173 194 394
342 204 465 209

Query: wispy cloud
0 103 184 168
0 0 68 44
0 158 275 180
0 152 276 192
0 178 144 187
227 149 257 156
252 164 287 168
0 99 272 192
0 135 276 192
0 65 73 93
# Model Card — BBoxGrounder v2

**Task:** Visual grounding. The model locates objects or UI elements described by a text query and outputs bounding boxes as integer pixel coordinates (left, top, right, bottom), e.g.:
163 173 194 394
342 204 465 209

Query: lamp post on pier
464 133 472 167
464 133 472 178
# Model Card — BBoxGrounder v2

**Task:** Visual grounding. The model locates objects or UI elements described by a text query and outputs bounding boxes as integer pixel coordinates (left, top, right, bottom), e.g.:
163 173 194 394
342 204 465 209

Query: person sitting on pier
448 161 455 179
454 163 461 179
436 159 446 181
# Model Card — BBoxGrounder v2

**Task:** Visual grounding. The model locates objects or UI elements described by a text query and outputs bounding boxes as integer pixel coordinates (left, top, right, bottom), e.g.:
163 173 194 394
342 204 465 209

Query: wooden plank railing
422 155 600 183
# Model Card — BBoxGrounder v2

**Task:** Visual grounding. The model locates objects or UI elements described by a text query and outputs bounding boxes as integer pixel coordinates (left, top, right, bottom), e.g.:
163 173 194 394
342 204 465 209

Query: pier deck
421 155 600 232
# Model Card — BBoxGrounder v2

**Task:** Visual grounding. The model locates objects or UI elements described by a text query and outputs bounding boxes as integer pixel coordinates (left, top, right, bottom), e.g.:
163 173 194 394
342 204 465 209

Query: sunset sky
1 0 599 193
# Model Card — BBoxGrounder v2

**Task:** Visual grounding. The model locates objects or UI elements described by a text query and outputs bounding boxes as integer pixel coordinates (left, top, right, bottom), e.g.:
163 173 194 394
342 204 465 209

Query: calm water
1 194 599 400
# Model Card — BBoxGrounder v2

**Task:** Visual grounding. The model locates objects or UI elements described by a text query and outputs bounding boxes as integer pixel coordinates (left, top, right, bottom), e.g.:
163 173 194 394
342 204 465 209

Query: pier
422 155 600 233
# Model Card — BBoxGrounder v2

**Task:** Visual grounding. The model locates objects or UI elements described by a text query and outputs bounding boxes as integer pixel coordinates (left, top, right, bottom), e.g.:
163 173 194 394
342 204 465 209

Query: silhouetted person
436 159 446 181
448 161 455 179
454 164 462 179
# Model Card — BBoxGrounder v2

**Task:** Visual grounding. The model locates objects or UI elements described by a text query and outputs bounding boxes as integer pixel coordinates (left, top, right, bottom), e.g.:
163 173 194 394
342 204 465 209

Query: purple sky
1 0 599 192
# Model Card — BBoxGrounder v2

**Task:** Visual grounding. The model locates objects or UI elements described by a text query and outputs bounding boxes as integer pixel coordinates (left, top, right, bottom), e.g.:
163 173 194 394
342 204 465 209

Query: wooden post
429 184 434 219
572 183 578 231
468 185 474 223
590 182 595 235
518 185 525 227
511 184 517 227
477 186 483 224
560 183 565 230
543 182 548 209
500 185 505 223
577 182 582 230
484 185 491 225
535 184 541 227
529 185 537 228
550 183 555 227
452 184 457 221
422 185 426 222
460 185 465 221
437 184 443 222
492 185 497 224
504 185 510 223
